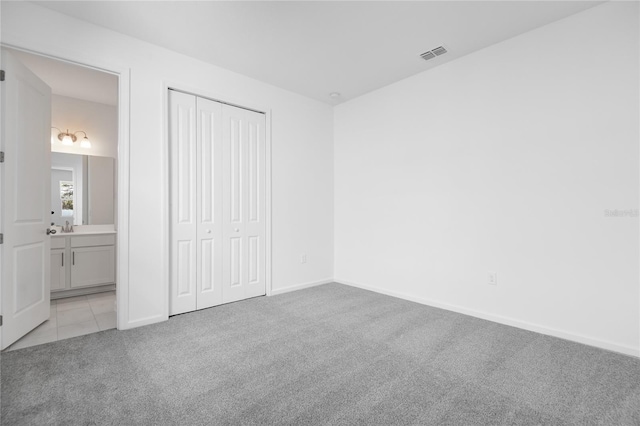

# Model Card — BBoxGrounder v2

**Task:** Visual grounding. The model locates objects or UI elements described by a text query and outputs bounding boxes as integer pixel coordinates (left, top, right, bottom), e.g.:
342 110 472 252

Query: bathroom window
60 181 74 217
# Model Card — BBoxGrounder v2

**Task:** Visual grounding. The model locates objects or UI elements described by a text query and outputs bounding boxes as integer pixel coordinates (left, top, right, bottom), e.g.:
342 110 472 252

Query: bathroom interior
5 48 119 350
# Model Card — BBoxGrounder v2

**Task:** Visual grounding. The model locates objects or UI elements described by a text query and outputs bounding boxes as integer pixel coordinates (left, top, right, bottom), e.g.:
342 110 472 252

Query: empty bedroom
1 1 638 424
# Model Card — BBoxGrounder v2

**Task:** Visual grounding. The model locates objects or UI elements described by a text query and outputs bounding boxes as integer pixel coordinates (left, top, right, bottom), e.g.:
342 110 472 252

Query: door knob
206 230 212 234
234 228 239 232
46 228 57 235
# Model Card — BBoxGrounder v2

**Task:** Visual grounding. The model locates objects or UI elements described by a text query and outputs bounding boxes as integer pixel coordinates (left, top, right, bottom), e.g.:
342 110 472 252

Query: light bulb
80 137 91 149
62 134 73 145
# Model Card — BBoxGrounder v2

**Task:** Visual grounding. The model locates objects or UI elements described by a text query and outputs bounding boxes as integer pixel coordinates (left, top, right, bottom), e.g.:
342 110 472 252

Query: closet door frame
162 83 272 319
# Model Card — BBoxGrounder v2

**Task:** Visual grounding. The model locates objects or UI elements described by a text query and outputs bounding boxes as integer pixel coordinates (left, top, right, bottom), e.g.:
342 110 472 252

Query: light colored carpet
2 283 640 425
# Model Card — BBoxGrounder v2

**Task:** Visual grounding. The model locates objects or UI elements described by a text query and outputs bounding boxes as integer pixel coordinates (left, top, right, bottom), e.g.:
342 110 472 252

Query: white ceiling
9 48 119 106
34 1 603 105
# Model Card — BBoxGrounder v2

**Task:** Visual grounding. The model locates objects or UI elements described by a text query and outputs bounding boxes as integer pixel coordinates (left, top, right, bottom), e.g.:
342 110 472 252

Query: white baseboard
51 283 116 300
270 278 334 296
119 314 167 331
335 278 640 358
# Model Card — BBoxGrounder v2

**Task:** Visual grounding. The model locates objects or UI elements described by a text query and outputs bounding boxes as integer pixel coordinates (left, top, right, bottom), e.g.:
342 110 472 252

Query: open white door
1 50 52 350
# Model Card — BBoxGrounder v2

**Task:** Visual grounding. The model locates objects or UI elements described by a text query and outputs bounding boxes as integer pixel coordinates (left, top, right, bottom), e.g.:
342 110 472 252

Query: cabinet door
50 249 66 291
71 246 115 288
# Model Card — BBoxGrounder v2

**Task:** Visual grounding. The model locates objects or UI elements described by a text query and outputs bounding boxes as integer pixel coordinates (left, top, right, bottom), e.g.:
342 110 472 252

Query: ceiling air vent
420 51 436 61
432 46 447 56
420 46 447 61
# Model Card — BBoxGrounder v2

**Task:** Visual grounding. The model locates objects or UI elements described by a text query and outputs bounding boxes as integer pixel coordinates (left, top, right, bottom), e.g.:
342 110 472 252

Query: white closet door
195 97 223 310
222 104 266 303
169 90 197 315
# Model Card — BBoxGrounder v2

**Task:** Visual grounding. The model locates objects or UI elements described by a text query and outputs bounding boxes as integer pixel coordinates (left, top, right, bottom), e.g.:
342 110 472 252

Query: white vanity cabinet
50 237 67 291
50 233 116 296
50 249 66 291
71 246 115 288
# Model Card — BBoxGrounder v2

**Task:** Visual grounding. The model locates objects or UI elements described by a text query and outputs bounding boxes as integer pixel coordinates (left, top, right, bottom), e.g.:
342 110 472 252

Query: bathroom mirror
51 152 116 226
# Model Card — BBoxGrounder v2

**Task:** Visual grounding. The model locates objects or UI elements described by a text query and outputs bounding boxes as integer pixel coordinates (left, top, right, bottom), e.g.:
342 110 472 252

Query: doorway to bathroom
1 47 120 351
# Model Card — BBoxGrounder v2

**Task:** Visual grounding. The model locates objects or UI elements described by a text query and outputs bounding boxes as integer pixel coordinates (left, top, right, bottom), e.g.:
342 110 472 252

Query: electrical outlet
300 254 307 264
487 272 497 286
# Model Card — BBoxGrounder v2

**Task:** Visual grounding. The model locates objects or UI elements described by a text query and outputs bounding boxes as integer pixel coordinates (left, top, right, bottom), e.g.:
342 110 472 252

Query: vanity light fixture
51 127 92 149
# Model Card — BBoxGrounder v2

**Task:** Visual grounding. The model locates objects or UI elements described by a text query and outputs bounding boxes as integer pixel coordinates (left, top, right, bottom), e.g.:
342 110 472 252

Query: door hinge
0 70 4 82
0 151 4 163
0 233 3 244
0 315 3 326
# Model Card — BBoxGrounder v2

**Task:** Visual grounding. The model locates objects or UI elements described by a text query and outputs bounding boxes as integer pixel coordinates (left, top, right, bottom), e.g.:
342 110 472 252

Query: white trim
116 68 131 330
636 0 640 354
270 279 334 296
161 82 273 312
163 80 270 118
0 43 122 78
160 84 171 322
265 110 273 297
125 314 166 329
51 283 116 300
0 42 131 332
335 278 640 358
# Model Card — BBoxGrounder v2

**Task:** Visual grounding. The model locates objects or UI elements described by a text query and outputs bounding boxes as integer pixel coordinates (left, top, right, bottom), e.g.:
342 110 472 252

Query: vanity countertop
51 225 117 237
52 230 117 237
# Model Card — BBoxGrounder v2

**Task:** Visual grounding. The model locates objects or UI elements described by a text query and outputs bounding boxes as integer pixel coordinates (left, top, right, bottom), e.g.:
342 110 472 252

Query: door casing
0 43 130 331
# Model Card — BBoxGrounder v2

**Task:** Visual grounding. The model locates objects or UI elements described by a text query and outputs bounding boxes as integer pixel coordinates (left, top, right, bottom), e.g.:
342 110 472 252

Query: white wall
51 95 118 158
334 2 639 356
1 2 334 329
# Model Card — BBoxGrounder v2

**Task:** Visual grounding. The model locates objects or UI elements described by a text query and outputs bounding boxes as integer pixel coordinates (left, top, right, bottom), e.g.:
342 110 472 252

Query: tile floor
5 291 116 351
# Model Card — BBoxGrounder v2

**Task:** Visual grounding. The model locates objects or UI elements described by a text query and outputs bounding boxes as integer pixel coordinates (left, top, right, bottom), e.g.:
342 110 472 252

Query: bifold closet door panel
170 90 266 314
196 97 223 310
169 90 197 315
222 104 266 304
